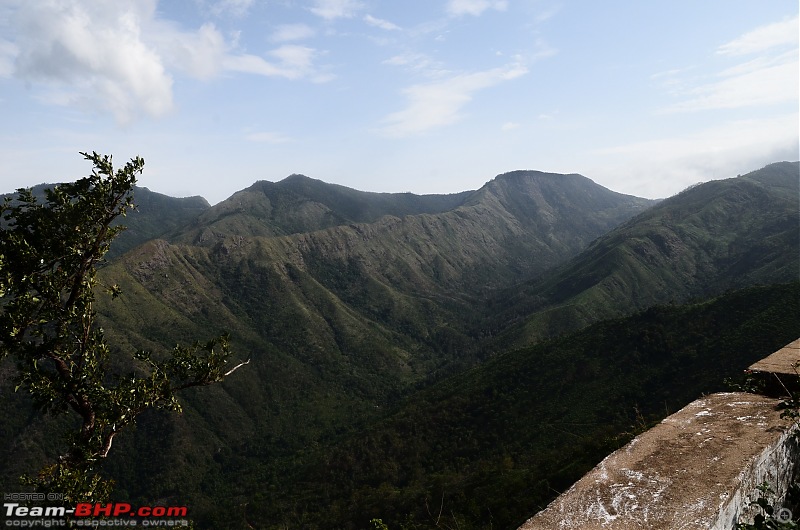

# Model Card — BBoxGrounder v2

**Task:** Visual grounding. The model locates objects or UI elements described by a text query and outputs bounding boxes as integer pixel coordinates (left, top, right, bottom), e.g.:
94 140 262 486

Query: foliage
488 162 800 348
233 283 800 529
737 482 799 530
370 519 390 530
0 152 246 503
735 360 800 529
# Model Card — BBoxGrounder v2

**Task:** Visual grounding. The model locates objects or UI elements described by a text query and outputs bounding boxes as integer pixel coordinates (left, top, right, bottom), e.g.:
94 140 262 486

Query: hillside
0 183 210 259
191 174 473 238
180 170 653 292
109 186 210 257
96 170 656 384
145 283 800 529
92 164 800 529
487 162 800 347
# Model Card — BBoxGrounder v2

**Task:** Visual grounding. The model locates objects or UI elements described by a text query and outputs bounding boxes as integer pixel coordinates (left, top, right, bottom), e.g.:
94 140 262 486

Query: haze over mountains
1 161 798 529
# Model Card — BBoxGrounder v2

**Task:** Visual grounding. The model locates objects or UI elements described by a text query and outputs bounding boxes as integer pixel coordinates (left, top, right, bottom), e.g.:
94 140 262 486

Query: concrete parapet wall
749 339 800 376
519 392 799 529
712 422 797 529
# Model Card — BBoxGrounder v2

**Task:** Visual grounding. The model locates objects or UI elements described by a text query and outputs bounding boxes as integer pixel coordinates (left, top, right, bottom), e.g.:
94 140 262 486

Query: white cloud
383 53 446 76
379 62 528 137
658 16 799 114
12 0 173 124
150 22 228 80
310 0 364 20
528 37 558 62
3 1 328 124
364 14 401 31
590 114 800 198
717 15 799 56
665 51 797 112
271 24 315 42
446 0 508 17
501 121 520 131
224 45 327 81
223 54 282 76
663 28 798 114
224 41 327 82
269 45 316 74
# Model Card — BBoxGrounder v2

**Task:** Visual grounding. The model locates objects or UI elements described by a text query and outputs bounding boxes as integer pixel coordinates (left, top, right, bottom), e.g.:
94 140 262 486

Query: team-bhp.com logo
4 495 189 527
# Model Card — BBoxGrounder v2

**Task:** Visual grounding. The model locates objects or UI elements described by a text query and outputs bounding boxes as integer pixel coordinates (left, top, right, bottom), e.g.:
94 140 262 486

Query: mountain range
0 161 798 529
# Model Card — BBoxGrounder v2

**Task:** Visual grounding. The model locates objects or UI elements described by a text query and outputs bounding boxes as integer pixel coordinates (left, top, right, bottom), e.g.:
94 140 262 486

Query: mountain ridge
105 169 657 341
485 161 800 347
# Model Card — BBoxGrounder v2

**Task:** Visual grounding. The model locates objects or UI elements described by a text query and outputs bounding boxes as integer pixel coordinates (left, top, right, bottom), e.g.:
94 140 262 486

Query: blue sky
0 0 797 204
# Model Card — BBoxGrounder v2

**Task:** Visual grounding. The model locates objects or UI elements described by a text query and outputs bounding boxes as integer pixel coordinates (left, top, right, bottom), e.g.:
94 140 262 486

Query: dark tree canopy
0 152 247 502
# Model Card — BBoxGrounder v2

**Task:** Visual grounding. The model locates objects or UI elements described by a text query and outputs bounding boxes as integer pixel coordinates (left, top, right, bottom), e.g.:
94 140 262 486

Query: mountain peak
279 173 318 184
493 169 580 180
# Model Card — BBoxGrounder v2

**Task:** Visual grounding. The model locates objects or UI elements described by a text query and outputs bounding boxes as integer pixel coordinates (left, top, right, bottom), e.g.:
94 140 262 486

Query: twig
224 356 251 377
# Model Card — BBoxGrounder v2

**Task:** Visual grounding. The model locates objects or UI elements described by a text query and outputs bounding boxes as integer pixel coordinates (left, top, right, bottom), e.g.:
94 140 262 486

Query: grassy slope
108 186 210 258
183 175 474 241
488 162 800 348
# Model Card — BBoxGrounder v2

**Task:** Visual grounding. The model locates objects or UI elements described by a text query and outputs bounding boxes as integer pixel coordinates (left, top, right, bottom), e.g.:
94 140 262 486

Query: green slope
97 169 655 383
109 186 210 257
489 162 800 347
0 183 210 259
84 170 656 521
183 174 473 240
236 283 800 530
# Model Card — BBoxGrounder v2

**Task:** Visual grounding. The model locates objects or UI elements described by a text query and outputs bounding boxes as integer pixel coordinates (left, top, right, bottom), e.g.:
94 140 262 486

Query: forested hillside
0 162 797 530
235 283 800 529
485 162 800 348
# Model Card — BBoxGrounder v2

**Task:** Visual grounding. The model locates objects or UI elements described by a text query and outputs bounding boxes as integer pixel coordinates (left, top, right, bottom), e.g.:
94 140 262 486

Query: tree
0 151 249 502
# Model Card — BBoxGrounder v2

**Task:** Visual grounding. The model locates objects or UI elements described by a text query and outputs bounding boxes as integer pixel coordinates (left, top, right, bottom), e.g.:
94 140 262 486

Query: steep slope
0 183 210 259
489 162 800 346
204 283 800 529
108 186 210 257
184 171 654 293
94 172 655 387
454 171 655 278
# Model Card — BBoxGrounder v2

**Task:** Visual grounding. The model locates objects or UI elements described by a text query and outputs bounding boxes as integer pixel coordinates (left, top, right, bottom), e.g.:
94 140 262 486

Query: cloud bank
3 0 328 124
663 15 798 113
380 62 528 137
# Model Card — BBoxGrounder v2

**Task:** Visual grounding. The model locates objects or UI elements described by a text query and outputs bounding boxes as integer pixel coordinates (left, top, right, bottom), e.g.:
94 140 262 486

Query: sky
0 0 797 205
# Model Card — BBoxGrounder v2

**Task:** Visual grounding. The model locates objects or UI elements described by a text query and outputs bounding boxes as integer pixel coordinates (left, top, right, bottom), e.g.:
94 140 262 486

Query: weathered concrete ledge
749 339 800 376
518 392 798 529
